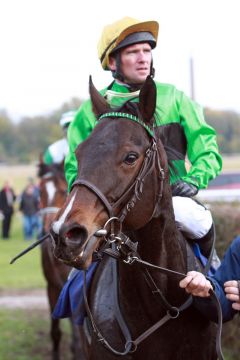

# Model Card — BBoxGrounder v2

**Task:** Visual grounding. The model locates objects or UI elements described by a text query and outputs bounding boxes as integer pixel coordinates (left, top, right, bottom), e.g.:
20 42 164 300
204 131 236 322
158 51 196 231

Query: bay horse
38 160 83 360
50 76 218 359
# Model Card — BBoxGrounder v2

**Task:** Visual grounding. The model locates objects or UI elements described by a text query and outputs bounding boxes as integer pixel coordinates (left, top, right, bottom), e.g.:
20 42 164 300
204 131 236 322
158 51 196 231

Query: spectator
27 176 40 200
179 235 240 322
0 180 16 239
19 183 41 241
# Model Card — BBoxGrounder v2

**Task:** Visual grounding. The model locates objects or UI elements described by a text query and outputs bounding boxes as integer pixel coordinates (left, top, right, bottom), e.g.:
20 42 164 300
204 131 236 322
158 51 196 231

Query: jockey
65 17 222 263
43 110 76 165
53 17 222 325
179 235 240 322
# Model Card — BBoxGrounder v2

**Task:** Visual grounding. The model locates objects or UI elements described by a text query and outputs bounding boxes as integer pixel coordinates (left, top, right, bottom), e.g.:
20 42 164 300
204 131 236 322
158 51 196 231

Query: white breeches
172 196 212 239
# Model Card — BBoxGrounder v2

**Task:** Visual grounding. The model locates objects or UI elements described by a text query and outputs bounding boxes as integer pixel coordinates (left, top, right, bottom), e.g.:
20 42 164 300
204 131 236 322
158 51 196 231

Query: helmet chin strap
111 53 155 91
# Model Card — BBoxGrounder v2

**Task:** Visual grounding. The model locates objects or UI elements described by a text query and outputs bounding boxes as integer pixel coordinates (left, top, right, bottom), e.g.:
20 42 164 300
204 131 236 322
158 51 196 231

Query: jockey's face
109 42 152 84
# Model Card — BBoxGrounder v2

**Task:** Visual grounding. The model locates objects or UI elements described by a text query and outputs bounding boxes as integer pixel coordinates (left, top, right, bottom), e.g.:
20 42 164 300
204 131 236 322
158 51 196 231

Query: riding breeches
172 197 212 239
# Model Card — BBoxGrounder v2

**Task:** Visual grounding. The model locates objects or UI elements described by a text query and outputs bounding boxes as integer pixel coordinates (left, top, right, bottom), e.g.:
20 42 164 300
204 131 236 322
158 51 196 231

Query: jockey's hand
224 280 240 311
179 271 213 297
171 181 198 197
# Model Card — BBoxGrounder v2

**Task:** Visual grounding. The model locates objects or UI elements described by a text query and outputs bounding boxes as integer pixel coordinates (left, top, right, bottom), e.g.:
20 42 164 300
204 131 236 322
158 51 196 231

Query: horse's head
51 76 170 269
39 161 67 233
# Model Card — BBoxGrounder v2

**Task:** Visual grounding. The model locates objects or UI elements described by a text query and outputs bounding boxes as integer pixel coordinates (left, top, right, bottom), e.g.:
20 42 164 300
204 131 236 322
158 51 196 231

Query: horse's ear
89 75 111 119
139 76 156 125
37 153 44 177
60 159 65 171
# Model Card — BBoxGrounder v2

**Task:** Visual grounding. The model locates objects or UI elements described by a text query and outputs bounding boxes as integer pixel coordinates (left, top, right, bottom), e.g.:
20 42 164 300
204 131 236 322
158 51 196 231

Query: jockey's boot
197 224 221 271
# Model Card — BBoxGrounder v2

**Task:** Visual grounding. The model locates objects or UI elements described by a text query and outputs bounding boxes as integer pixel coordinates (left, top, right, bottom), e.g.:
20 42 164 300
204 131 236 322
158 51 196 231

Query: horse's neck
119 200 187 309
139 212 186 275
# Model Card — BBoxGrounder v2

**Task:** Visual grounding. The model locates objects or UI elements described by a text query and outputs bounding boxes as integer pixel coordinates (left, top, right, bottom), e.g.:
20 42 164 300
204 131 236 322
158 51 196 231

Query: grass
0 214 45 289
0 309 50 360
0 309 73 360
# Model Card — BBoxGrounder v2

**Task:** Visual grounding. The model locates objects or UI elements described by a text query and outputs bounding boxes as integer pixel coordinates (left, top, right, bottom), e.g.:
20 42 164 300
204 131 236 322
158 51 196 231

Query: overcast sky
1 0 240 121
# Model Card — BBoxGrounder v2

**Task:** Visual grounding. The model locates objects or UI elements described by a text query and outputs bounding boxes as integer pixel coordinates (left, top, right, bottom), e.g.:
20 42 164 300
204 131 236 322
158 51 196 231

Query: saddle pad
52 262 98 325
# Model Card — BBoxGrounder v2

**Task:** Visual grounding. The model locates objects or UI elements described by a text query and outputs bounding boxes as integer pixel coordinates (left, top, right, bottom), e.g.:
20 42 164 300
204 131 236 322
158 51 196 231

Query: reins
83 226 224 359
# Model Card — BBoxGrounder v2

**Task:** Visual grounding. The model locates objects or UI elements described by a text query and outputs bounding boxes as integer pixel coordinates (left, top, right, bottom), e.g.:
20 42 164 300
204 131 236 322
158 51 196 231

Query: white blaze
52 192 76 234
46 181 56 205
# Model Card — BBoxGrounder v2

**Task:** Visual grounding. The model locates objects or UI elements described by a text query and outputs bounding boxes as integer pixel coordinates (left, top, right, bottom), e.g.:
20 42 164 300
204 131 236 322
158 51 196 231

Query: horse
50 76 218 360
38 160 83 360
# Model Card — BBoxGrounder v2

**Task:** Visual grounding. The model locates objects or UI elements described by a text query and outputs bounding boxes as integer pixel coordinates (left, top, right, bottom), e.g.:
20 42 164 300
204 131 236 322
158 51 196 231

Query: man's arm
179 271 239 322
64 100 96 192
178 92 222 189
179 271 213 297
43 147 53 165
180 235 240 321
224 280 240 310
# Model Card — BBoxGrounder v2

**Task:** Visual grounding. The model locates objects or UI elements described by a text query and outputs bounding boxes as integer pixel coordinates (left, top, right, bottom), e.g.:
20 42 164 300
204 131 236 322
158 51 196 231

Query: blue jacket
194 235 240 322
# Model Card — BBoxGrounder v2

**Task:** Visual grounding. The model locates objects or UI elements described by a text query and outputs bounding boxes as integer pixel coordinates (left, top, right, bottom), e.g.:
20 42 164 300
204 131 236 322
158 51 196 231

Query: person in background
43 110 76 165
19 182 41 241
179 235 240 322
0 180 16 239
37 111 76 239
27 176 40 200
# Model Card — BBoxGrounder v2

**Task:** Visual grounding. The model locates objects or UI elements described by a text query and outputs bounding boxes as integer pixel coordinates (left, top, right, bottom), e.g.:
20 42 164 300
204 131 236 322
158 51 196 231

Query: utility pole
189 57 195 101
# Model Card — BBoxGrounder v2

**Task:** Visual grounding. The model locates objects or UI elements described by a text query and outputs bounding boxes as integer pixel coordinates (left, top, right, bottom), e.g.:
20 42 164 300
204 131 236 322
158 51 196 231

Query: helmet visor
111 31 156 55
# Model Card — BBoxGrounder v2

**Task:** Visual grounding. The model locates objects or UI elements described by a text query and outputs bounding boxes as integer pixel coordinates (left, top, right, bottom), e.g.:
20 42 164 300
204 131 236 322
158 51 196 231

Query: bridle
71 111 165 223
71 137 165 224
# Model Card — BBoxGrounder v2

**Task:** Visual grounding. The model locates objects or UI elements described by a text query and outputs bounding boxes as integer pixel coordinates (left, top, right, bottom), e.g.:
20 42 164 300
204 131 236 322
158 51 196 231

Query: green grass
0 214 45 289
0 309 72 360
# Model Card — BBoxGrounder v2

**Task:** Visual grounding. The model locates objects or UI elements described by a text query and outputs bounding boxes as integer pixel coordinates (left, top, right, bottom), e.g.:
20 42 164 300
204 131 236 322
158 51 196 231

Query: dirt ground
0 288 48 309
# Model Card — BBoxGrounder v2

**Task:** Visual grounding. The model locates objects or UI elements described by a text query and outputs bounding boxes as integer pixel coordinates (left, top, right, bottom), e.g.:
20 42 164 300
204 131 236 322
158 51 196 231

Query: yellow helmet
98 17 159 70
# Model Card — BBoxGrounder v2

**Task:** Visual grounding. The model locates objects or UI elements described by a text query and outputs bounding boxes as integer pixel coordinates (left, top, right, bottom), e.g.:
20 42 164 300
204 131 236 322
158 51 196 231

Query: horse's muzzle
51 222 89 259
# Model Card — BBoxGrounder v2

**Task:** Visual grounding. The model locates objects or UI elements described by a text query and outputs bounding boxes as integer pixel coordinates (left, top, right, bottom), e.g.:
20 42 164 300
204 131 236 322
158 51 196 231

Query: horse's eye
124 153 139 165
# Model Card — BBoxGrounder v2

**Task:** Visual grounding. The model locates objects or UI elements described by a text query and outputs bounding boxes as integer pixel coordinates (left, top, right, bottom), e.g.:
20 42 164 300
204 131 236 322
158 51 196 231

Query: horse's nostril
64 225 88 248
50 227 59 246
